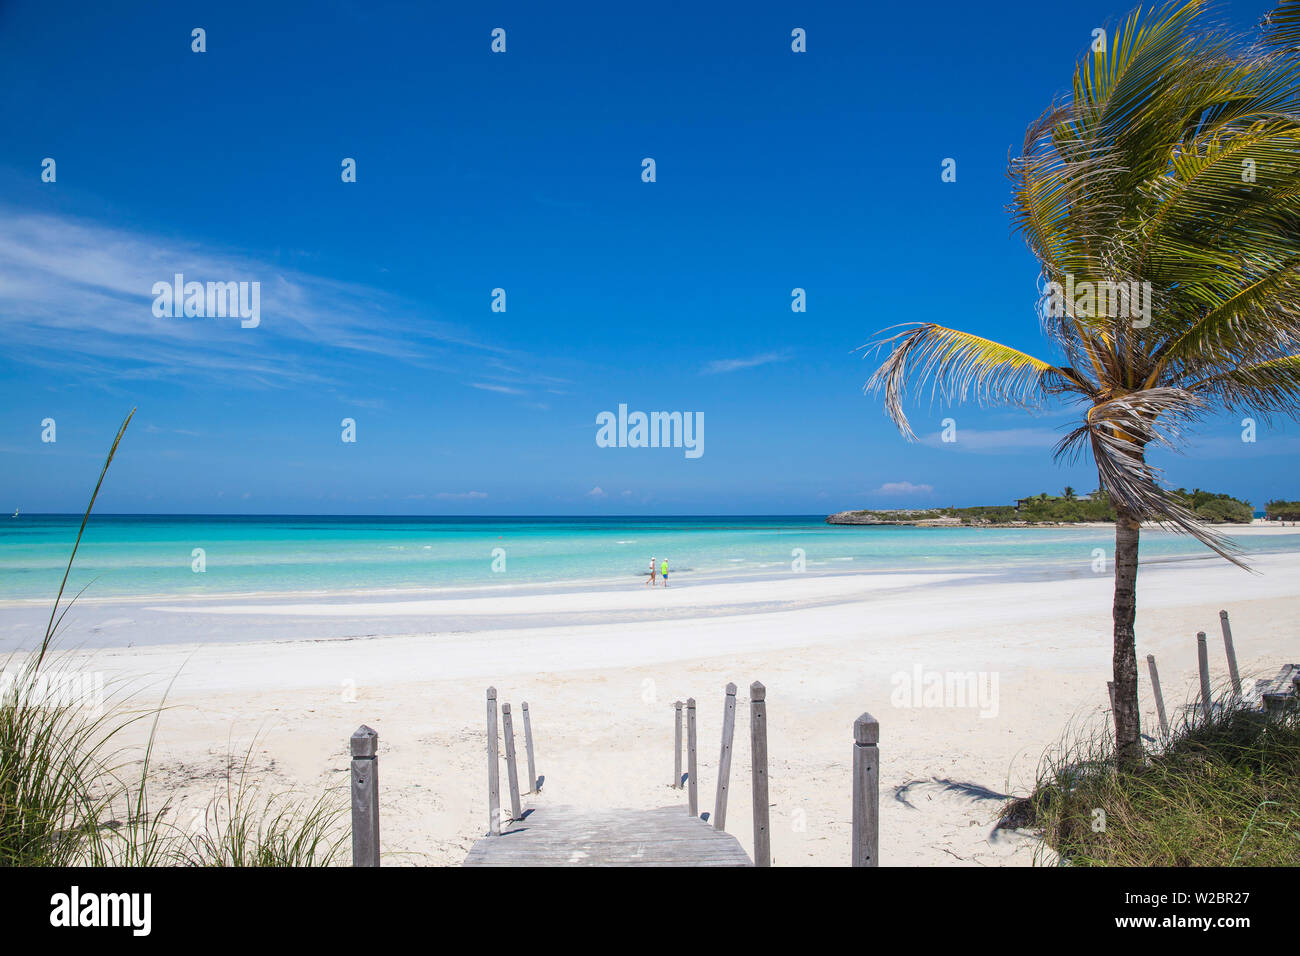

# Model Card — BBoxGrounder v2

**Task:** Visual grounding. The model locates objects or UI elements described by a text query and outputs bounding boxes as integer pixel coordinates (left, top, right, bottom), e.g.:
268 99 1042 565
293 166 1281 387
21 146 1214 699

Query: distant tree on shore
1171 488 1254 524
863 0 1300 768
1267 499 1300 521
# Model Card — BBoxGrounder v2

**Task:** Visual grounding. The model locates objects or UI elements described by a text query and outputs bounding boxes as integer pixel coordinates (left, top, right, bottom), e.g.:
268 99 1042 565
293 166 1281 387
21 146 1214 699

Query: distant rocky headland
827 489 1258 527
826 510 966 527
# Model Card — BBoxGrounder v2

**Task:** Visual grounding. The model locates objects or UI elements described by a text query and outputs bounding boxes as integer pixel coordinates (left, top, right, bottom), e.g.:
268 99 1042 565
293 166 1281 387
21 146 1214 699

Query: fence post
1146 654 1169 737
350 725 380 867
686 697 698 817
521 701 538 794
1219 610 1242 696
852 712 879 867
1107 681 1116 713
750 681 770 867
1197 632 1212 720
486 687 501 836
713 683 737 830
502 702 523 822
673 700 683 788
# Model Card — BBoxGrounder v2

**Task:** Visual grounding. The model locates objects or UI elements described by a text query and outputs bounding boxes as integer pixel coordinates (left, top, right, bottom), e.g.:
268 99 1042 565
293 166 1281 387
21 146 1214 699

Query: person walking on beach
661 557 669 587
647 556 656 586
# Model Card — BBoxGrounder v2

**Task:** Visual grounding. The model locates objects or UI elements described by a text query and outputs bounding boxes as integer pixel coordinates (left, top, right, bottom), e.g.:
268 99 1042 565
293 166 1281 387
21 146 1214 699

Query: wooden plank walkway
463 805 752 867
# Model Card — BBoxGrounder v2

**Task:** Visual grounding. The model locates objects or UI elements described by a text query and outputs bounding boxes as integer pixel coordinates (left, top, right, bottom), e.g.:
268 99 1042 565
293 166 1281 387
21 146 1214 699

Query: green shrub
1266 500 1300 521
1005 692 1300 866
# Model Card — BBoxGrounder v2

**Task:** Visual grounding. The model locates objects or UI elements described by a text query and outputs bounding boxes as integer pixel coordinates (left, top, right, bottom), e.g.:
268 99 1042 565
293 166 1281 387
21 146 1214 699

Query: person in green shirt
660 557 669 587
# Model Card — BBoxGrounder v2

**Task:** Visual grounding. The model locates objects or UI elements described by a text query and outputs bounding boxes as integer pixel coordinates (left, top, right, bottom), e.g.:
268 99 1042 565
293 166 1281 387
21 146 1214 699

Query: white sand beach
11 532 1300 866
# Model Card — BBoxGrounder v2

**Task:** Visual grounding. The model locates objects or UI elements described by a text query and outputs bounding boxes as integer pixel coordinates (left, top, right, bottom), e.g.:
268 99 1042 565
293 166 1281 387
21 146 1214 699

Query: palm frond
1262 0 1300 50
1084 0 1206 144
1055 388 1245 565
1188 353 1300 419
1131 124 1300 281
1147 262 1300 384
863 324 1086 440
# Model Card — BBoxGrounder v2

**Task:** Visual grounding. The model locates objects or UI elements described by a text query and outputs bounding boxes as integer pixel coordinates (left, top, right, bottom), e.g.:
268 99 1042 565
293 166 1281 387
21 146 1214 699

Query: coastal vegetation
0 412 345 866
862 0 1300 768
1007 691 1300 866
1266 499 1300 520
828 488 1254 525
1174 489 1255 524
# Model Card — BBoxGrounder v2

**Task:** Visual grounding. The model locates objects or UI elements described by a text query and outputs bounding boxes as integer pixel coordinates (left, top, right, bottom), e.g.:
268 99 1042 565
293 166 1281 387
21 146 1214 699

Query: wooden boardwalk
463 805 752 867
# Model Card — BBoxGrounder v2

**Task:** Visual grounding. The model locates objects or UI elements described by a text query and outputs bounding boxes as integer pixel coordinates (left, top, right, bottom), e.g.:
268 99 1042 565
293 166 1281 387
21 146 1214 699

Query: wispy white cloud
142 423 201 437
701 352 787 375
919 427 1060 453
587 486 606 497
0 209 511 388
465 353 575 401
874 481 933 496
434 491 488 500
342 396 388 411
1178 433 1300 458
470 383 524 395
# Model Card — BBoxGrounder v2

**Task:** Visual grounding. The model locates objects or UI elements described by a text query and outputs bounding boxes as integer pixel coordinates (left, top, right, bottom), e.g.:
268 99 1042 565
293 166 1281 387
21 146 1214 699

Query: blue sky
1 0 1295 515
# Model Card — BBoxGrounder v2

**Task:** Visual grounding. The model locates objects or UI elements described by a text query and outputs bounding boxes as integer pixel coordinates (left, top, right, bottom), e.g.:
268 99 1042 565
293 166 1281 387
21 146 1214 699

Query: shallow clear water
1 514 1295 601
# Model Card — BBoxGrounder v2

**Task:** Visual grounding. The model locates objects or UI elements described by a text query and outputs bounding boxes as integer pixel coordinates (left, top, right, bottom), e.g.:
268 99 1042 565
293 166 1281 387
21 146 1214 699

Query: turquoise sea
2 514 1298 603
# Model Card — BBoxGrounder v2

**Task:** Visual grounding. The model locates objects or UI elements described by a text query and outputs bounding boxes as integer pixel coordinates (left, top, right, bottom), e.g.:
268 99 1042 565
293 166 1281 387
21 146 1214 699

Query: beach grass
0 410 347 867
181 744 345 868
1 410 139 865
1007 692 1300 866
0 684 347 866
0 657 117 864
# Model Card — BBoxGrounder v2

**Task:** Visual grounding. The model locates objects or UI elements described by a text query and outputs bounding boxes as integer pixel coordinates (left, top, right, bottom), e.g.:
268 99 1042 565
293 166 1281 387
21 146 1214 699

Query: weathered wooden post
673 700 683 788
1146 654 1169 737
713 683 738 830
1262 664 1300 712
750 681 770 867
1219 610 1242 696
686 697 698 817
852 712 879 867
502 702 523 822
1197 631 1212 720
350 725 380 867
521 701 538 793
486 687 501 835
1107 681 1116 713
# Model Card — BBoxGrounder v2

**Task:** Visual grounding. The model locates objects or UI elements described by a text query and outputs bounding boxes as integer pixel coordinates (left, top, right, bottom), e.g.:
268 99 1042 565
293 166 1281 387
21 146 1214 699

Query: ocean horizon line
9 512 837 521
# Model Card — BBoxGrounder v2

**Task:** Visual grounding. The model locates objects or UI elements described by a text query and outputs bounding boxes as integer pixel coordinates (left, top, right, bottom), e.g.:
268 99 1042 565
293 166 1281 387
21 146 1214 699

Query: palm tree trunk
1112 506 1143 769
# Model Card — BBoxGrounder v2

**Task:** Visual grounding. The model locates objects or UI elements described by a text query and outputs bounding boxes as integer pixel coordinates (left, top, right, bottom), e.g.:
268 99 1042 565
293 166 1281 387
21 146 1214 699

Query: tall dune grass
182 746 344 867
0 410 346 867
0 657 119 864
1006 686 1300 866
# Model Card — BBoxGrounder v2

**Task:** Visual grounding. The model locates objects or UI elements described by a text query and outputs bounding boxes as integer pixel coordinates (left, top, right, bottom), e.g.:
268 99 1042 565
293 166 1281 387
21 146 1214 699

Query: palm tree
864 0 1300 768
1063 486 1077 501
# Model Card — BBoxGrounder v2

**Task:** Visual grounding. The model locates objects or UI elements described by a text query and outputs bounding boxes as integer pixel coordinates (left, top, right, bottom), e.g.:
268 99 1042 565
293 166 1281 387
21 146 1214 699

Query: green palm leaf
863 324 1085 441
